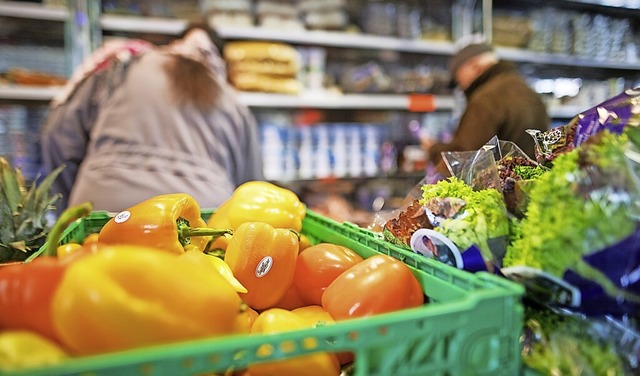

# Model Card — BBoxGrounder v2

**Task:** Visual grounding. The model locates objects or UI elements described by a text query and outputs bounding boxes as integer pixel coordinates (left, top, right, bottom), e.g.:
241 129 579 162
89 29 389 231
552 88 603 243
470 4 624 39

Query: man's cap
448 42 494 78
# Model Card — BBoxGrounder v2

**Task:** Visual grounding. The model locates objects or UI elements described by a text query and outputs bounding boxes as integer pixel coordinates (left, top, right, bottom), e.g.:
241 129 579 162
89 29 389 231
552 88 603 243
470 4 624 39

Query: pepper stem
176 218 232 247
180 227 233 238
27 201 94 261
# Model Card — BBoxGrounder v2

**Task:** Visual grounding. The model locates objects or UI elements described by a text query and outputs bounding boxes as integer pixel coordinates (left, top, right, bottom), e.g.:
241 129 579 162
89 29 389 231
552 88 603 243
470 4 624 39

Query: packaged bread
224 41 301 68
223 41 302 94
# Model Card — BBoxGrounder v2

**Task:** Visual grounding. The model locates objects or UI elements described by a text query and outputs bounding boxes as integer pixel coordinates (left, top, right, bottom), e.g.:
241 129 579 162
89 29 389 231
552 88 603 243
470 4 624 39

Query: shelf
0 86 602 118
215 25 456 55
496 47 640 71
0 1 67 21
237 92 455 111
98 15 455 55
561 0 640 10
100 14 188 35
547 104 591 119
0 85 454 111
0 85 63 102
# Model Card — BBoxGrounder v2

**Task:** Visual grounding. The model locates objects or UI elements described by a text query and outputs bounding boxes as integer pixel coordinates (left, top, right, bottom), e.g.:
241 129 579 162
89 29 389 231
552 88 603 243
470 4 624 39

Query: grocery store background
1 0 639 225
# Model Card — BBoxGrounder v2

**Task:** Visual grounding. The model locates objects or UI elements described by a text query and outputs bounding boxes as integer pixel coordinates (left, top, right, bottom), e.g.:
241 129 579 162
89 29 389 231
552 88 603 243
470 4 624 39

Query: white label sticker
114 210 131 224
255 256 273 278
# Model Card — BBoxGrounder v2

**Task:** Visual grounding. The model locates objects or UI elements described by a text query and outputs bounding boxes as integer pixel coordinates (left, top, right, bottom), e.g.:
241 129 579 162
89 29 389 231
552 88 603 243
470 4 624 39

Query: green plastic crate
8 210 523 376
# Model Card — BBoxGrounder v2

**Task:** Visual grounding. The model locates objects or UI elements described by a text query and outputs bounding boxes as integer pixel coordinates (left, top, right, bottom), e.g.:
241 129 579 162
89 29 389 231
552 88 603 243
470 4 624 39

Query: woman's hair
179 20 224 51
164 21 222 111
163 55 220 111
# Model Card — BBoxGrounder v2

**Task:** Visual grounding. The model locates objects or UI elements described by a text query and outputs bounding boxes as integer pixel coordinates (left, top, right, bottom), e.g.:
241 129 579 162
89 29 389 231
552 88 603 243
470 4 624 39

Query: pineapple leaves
0 157 22 214
0 157 66 262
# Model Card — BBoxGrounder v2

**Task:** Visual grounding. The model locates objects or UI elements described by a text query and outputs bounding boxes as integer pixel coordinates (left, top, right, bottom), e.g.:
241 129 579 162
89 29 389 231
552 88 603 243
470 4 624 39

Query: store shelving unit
0 1 67 21
5 2 636 113
215 25 456 55
100 14 186 35
0 1 68 104
0 85 63 102
99 14 457 113
496 46 640 71
99 12 637 118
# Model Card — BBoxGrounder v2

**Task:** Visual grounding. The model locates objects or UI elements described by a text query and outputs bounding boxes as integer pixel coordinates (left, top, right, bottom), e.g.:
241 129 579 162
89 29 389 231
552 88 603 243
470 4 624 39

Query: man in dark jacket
421 42 549 171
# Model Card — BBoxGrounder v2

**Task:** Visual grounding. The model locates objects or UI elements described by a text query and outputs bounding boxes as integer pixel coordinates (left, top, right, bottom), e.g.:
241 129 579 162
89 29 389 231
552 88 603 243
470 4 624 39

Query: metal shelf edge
496 47 640 70
237 92 456 111
0 86 62 101
0 1 67 21
215 25 456 54
100 14 188 35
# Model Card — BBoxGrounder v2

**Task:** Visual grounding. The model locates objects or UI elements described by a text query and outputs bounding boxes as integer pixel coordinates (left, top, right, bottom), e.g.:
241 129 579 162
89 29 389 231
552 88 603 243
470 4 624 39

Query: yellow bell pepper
99 193 231 254
181 248 247 293
249 308 340 376
207 181 306 232
51 246 244 355
0 330 68 372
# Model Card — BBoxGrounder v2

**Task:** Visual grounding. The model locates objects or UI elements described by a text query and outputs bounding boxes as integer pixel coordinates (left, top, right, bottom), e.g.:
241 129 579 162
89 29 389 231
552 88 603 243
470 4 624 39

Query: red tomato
322 254 424 321
293 243 363 306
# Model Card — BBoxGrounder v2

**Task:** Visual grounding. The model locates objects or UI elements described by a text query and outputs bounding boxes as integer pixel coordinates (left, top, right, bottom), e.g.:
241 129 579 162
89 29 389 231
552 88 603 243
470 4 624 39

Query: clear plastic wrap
442 136 546 217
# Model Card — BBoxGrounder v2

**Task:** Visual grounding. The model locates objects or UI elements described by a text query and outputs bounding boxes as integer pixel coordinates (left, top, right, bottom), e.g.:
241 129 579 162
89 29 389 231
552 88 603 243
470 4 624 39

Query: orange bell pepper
51 246 244 355
249 308 340 376
98 193 231 254
224 222 299 310
293 243 363 306
322 254 425 321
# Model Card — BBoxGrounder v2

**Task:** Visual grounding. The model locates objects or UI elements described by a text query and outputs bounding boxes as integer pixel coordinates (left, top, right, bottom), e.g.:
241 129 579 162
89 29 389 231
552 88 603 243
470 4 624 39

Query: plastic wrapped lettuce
521 305 630 376
415 177 510 269
441 136 548 218
503 130 640 317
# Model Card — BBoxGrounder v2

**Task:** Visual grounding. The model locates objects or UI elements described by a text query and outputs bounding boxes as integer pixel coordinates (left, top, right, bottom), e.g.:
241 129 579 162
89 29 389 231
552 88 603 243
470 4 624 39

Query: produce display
0 181 428 374
378 88 640 375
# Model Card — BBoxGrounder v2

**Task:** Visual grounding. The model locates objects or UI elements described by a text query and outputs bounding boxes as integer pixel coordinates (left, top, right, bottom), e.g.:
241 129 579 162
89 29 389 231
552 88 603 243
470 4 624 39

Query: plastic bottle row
260 122 396 181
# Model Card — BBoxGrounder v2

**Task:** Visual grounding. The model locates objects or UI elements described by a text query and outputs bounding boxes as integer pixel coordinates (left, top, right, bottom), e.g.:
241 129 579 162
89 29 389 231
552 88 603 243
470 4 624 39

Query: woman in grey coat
41 24 264 214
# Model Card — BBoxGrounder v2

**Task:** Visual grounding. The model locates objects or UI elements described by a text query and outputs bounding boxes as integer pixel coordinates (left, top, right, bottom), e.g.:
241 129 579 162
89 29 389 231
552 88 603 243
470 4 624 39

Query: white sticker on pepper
114 210 131 224
255 256 273 278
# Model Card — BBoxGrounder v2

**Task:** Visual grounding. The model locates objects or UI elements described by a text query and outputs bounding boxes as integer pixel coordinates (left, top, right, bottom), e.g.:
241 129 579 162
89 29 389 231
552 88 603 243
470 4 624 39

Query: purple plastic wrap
572 91 638 147
530 88 640 166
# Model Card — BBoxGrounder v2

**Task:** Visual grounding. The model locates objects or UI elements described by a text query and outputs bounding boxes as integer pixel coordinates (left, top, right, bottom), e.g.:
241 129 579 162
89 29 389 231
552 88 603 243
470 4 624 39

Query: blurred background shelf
496 46 640 70
0 85 63 102
0 1 67 21
238 92 455 111
100 14 187 35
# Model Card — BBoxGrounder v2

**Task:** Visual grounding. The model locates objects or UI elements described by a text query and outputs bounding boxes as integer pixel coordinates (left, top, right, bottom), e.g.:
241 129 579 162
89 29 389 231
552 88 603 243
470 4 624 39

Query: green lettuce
503 132 636 277
523 306 625 375
419 177 510 261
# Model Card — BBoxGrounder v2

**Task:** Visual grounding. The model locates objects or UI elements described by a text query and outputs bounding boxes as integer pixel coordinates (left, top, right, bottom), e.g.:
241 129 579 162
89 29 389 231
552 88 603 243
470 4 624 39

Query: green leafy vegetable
504 131 636 277
513 165 547 180
419 177 510 261
522 306 626 376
